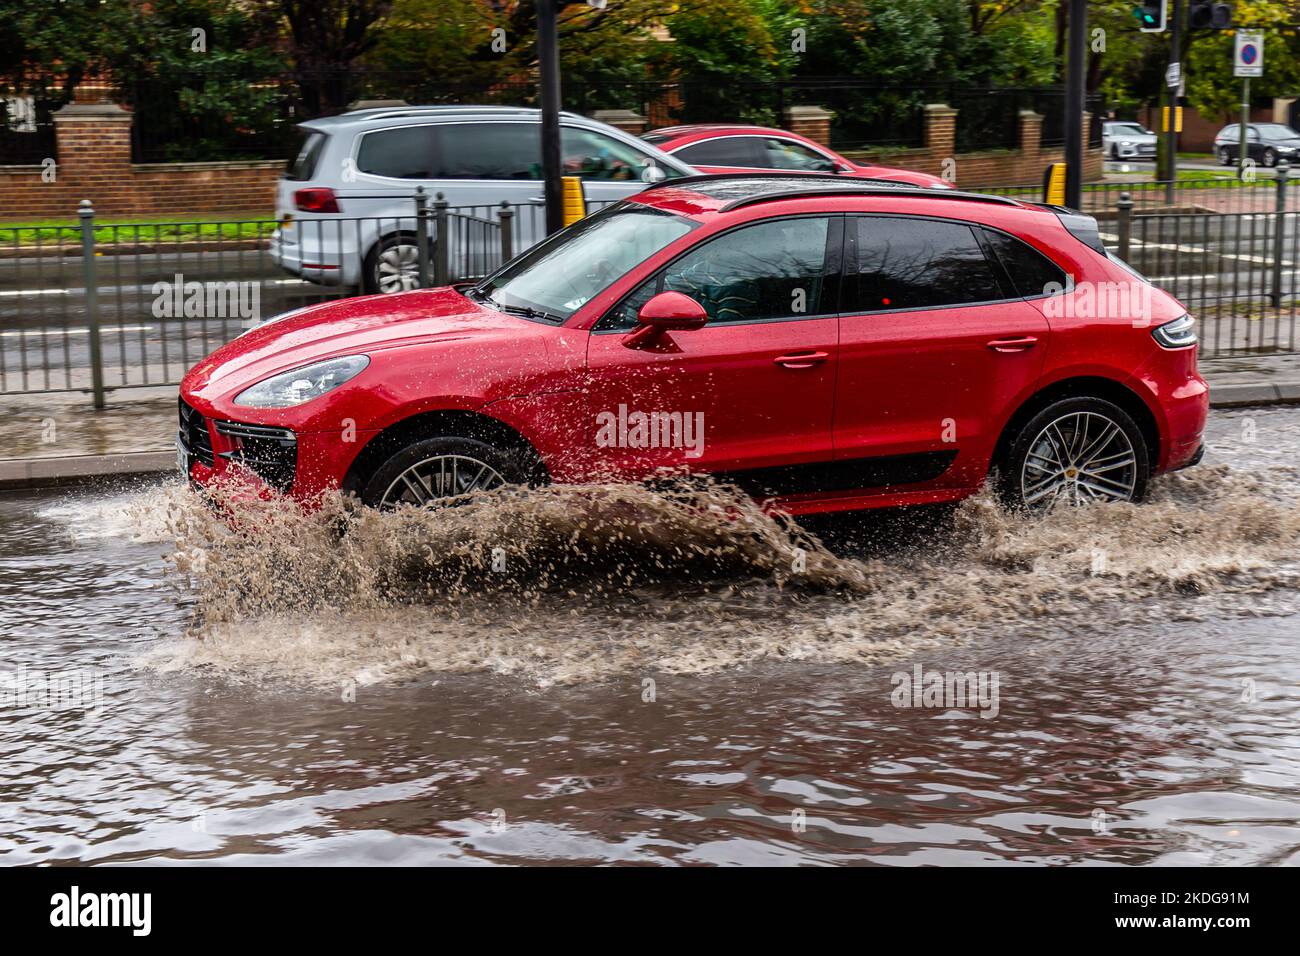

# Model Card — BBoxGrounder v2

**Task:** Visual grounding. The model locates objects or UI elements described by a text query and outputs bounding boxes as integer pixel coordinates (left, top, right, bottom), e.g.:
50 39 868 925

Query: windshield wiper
491 301 565 323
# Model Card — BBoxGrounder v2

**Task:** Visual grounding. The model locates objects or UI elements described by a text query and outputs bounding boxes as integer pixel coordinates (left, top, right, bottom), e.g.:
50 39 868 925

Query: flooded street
2 407 1298 865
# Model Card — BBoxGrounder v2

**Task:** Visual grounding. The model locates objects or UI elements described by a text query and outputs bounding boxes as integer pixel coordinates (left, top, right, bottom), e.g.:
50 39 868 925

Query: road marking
1100 231 1295 267
0 288 69 298
0 325 157 338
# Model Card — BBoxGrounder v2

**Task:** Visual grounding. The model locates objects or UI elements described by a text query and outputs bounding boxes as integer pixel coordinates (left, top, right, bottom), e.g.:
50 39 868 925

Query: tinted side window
599 217 832 331
432 123 540 179
356 126 435 179
762 138 836 172
675 137 762 167
846 216 1004 313
287 131 327 181
979 228 1067 298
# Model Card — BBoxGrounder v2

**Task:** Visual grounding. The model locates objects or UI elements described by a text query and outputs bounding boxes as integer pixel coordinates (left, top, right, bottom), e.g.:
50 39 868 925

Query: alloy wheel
375 243 423 294
380 454 506 508
1020 411 1138 510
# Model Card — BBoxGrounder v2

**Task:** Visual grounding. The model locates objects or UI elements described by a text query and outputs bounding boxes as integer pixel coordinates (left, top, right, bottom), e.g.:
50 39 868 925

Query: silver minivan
269 105 696 292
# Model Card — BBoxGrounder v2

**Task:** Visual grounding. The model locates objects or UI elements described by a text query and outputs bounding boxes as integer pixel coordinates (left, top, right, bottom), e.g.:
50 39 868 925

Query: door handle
527 196 546 204
774 350 829 369
986 336 1038 353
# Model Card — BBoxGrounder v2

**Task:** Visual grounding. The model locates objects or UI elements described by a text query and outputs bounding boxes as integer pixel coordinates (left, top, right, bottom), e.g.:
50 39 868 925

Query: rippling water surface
1 408 1298 865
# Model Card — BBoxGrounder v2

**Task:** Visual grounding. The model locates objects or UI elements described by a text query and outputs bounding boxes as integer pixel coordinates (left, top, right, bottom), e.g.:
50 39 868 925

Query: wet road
1 407 1298 865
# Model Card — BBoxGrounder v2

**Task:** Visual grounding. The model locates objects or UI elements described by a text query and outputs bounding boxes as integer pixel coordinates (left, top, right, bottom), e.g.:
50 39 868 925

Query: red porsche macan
179 174 1208 515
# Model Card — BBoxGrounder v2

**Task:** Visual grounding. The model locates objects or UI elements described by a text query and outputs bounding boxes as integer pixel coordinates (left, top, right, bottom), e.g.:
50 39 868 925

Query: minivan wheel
364 234 432 294
360 436 532 509
1000 397 1150 511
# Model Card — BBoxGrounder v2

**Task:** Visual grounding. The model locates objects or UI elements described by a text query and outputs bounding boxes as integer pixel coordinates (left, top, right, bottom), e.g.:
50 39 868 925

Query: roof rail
642 171 1022 210
720 186 1022 211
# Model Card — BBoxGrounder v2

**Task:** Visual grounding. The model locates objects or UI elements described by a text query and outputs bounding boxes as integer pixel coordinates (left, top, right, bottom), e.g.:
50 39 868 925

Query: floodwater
1 407 1298 865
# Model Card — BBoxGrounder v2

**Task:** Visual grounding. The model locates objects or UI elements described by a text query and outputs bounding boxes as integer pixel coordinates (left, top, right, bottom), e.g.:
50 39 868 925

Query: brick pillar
1017 110 1042 183
52 103 135 216
784 105 833 146
1082 109 1102 182
924 103 957 172
593 109 648 136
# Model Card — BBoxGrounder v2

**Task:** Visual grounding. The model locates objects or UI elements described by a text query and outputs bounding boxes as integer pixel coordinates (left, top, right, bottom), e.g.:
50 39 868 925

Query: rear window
675 138 761 167
285 130 327 181
979 228 1067 298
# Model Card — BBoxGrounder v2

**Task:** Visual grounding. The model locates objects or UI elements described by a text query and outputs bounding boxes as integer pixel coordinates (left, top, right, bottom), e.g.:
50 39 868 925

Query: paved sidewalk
0 356 1297 489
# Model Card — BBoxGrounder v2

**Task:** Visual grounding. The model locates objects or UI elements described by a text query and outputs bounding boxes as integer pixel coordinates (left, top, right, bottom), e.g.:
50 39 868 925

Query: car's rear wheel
1000 398 1150 511
359 435 534 509
364 234 433 295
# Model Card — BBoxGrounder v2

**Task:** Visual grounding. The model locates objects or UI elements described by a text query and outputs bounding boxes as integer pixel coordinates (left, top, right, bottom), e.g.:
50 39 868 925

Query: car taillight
293 188 340 213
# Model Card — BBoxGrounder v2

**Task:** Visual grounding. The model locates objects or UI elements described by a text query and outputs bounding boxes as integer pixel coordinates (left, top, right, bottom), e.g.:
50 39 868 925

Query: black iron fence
3 175 1299 405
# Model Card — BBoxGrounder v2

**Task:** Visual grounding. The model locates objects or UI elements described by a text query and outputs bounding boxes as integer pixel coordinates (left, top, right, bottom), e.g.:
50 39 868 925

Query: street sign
1165 62 1182 89
1234 30 1263 78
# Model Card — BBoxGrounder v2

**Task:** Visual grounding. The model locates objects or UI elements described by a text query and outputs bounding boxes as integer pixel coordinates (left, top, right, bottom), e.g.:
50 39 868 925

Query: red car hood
183 287 535 398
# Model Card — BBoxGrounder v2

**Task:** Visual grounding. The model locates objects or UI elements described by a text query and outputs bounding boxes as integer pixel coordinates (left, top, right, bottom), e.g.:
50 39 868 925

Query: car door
833 215 1051 491
583 215 841 494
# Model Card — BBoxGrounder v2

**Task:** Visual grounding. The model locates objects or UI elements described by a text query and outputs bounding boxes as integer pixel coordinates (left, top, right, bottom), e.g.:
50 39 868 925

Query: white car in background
270 105 697 292
1102 121 1158 161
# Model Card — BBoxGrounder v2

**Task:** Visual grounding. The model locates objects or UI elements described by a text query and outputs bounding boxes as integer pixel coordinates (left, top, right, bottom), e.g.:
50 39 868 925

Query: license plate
176 436 191 477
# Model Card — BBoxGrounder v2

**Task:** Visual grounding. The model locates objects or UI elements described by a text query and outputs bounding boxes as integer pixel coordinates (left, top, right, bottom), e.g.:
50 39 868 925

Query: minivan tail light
1153 314 1197 349
293 188 340 213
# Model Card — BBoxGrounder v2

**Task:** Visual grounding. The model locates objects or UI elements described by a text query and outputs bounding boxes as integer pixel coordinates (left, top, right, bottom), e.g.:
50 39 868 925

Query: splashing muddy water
4 407 1300 865
136 439 1300 688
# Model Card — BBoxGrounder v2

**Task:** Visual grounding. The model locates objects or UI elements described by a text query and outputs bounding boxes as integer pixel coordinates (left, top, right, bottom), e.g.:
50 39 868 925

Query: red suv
179 174 1208 515
643 125 953 189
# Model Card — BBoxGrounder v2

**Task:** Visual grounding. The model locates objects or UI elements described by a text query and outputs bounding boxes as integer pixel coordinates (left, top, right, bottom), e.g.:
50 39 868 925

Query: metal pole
498 201 514 264
1165 0 1184 203
1271 160 1289 306
433 193 450 286
414 186 430 289
1063 0 1087 209
78 199 105 410
1117 192 1133 262
537 0 564 235
1238 77 1250 179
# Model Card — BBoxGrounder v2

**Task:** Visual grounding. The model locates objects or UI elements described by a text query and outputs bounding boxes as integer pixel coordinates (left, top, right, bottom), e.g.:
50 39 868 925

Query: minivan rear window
285 130 326 181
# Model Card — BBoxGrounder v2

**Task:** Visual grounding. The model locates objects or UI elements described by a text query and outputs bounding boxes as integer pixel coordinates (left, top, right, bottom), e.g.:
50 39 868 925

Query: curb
0 450 175 491
1208 381 1300 408
0 383 1295 492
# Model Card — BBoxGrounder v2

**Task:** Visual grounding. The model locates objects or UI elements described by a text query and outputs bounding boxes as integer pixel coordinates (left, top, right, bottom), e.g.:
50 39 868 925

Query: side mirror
623 291 707 348
641 162 667 184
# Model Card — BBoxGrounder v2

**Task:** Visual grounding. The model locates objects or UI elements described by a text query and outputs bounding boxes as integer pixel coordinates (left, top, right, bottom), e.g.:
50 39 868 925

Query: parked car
642 125 954 188
182 173 1207 516
269 106 697 293
1102 121 1157 161
1214 122 1300 167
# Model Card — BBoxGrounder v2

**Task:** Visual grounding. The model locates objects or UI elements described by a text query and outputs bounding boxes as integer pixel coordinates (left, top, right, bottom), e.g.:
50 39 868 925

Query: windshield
1109 123 1147 136
1257 123 1299 139
475 204 698 322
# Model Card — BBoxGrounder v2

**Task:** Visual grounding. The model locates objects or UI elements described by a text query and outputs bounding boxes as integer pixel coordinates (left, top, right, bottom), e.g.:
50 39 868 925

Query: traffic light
1135 1 1167 32
1189 1 1233 30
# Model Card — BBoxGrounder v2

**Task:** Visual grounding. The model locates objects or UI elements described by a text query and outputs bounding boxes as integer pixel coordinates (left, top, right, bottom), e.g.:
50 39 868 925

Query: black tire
1218 146 1232 166
363 233 433 295
997 397 1150 511
359 435 538 509
1263 148 1277 168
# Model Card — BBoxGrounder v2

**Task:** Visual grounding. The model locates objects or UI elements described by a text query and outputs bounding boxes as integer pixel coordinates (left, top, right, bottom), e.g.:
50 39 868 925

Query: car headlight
234 355 370 408
1152 314 1197 349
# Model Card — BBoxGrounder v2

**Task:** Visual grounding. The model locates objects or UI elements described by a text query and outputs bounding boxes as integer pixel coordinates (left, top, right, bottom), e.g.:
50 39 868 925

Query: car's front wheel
1218 145 1233 166
1000 397 1150 511
1262 148 1277 168
359 435 534 509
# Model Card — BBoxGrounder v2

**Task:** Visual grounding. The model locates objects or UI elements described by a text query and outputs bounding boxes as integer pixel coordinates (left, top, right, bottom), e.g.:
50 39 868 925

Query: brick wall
0 103 280 222
795 103 1104 189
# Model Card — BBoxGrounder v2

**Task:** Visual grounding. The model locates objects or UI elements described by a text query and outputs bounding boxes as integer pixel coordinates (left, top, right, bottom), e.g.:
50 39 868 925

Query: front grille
178 399 215 466
214 420 297 492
